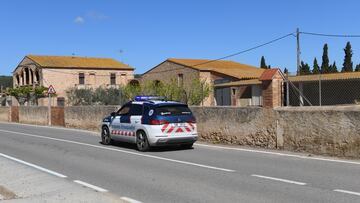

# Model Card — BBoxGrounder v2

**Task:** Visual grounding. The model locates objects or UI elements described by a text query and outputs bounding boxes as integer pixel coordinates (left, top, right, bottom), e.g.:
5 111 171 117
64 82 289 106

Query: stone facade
12 56 134 106
142 60 238 106
39 68 134 106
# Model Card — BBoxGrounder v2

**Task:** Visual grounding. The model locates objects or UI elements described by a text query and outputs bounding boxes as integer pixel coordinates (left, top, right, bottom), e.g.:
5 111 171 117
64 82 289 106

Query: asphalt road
0 122 360 203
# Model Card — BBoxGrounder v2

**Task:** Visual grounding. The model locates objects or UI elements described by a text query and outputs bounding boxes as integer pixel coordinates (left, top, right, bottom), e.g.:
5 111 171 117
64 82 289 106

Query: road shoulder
0 154 125 202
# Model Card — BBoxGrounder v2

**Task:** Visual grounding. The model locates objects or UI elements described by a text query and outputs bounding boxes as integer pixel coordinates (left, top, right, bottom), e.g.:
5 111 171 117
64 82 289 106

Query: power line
145 32 296 75
301 32 360 38
192 32 295 67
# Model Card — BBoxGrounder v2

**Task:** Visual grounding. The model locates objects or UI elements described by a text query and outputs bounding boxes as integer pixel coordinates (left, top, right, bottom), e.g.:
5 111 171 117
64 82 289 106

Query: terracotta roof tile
259 68 280 81
27 55 133 70
289 71 360 82
167 58 264 79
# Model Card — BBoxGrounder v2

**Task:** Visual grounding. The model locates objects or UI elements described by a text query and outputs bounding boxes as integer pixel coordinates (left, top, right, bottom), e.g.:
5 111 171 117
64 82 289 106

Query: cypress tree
355 64 360 72
260 56 268 69
283 68 288 74
312 57 320 74
300 61 311 75
321 44 330 73
342 41 353 72
330 61 338 73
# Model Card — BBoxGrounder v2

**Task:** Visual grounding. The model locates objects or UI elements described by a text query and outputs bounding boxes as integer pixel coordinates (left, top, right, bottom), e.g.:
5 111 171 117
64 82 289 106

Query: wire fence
284 71 360 106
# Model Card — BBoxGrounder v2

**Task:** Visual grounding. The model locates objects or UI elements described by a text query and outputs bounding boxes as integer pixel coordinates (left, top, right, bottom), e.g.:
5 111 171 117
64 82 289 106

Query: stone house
141 58 264 106
12 55 134 106
215 68 285 108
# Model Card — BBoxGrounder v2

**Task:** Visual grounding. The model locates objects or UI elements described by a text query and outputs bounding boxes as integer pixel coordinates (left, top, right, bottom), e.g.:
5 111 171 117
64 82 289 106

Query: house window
178 74 183 87
79 73 85 85
110 73 116 85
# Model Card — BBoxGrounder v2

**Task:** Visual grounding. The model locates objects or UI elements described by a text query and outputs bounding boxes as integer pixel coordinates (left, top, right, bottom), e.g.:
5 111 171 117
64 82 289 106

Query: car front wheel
101 126 112 145
136 131 150 152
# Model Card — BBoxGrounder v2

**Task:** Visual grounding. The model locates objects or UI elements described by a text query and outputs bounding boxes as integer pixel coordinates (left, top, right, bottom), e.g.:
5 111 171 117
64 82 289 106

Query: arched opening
129 79 140 87
25 68 30 85
30 69 34 84
16 74 20 86
154 80 161 87
35 69 40 84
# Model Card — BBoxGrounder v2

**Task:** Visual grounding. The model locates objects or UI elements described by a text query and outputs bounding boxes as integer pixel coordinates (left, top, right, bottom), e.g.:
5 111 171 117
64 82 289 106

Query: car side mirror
110 112 116 117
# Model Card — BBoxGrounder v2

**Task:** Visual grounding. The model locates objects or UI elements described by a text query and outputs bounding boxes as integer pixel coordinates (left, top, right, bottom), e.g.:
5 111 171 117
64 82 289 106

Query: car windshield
155 105 192 116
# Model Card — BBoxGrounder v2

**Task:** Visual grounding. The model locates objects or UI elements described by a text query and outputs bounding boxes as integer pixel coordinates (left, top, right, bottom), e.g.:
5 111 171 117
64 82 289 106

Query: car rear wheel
101 126 112 145
181 143 194 149
136 131 150 152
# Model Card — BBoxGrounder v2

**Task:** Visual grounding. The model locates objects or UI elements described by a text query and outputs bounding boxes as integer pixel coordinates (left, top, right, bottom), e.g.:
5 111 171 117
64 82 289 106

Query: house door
215 87 231 106
251 85 262 106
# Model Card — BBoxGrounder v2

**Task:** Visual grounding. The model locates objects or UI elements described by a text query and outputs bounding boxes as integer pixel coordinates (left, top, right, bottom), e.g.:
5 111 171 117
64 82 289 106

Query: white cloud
74 16 85 24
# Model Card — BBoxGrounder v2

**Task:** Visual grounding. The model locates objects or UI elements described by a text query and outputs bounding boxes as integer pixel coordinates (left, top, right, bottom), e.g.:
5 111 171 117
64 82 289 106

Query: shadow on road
99 141 194 152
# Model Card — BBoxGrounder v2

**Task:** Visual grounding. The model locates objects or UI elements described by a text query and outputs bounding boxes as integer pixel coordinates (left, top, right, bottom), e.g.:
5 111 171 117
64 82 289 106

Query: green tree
184 78 211 105
260 56 268 69
283 68 288 74
6 85 48 105
299 61 311 75
66 87 93 106
321 44 330 73
93 87 126 105
342 41 353 72
312 58 320 74
123 82 141 100
0 76 13 91
330 61 338 73
355 64 360 72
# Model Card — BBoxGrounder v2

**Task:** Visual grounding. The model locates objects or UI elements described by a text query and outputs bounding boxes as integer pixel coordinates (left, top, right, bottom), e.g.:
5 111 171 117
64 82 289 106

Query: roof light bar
134 96 165 101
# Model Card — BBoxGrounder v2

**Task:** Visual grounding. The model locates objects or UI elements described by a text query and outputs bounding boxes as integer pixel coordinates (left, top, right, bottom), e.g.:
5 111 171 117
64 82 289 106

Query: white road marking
334 189 360 197
121 196 143 203
195 143 360 166
251 174 307 186
0 121 99 135
0 129 235 173
73 180 108 192
0 152 67 178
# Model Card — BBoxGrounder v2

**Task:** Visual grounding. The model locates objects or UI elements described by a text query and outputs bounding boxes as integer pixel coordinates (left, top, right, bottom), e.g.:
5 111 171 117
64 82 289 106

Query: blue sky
1 0 360 75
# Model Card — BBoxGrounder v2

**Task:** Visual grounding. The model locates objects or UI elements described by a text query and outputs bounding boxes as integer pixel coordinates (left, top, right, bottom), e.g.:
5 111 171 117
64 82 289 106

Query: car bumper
150 136 198 146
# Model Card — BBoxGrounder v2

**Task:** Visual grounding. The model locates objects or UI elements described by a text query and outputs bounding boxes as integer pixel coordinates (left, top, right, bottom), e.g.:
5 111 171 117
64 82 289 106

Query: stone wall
65 106 119 131
0 107 9 122
190 106 278 148
18 106 48 125
276 106 360 158
1 105 360 158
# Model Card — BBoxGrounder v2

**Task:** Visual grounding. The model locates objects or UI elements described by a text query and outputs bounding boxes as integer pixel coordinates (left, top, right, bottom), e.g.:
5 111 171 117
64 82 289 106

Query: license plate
173 123 186 127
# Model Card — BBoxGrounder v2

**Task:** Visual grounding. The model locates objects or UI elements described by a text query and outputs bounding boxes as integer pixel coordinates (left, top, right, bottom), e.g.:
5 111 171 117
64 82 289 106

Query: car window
130 104 143 116
117 104 131 115
155 105 192 116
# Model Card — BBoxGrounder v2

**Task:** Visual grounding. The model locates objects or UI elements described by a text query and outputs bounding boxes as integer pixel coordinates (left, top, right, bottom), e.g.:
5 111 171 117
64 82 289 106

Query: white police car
101 96 198 151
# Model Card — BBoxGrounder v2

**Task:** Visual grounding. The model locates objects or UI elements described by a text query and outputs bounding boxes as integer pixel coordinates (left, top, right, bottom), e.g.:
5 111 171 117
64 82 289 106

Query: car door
110 103 131 142
128 103 143 143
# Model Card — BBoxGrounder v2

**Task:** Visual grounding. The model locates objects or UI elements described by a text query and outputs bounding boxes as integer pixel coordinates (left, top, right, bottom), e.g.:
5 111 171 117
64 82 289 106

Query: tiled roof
214 79 262 87
259 68 280 81
289 71 360 82
27 55 133 70
167 58 264 79
216 71 360 87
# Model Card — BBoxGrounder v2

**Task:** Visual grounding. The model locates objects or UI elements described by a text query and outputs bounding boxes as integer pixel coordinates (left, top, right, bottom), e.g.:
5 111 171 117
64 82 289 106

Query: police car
101 96 198 151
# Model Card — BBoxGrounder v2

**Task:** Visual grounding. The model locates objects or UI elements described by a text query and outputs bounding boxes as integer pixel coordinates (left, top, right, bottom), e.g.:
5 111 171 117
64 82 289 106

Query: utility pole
296 28 301 75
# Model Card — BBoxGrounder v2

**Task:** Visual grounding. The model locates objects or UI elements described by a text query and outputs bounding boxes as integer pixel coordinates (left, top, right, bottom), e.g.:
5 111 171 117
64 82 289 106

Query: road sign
47 85 56 94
